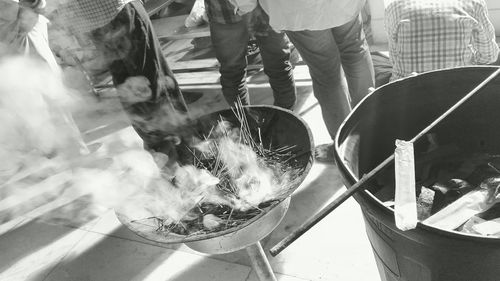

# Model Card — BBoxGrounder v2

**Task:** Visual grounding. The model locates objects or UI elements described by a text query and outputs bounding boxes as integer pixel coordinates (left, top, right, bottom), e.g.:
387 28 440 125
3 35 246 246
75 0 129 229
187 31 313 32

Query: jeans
90 1 188 147
286 14 374 139
209 16 296 109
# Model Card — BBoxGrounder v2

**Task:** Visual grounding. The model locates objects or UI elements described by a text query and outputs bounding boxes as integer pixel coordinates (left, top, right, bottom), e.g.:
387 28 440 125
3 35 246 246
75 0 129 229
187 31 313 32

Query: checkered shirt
204 0 270 36
53 0 134 35
385 0 499 81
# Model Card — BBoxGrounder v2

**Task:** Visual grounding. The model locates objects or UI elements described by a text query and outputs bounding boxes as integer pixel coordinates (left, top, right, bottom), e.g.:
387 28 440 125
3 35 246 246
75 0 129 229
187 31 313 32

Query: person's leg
332 14 375 107
209 19 250 107
90 1 188 146
256 30 296 110
285 29 350 140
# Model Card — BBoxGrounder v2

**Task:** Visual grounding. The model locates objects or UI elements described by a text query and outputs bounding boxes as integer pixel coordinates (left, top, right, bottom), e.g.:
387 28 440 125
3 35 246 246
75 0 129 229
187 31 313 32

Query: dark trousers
90 1 188 147
209 16 296 109
285 15 374 139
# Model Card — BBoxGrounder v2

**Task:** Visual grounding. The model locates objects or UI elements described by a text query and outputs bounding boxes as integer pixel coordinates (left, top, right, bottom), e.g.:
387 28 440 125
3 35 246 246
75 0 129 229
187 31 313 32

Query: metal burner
116 105 314 281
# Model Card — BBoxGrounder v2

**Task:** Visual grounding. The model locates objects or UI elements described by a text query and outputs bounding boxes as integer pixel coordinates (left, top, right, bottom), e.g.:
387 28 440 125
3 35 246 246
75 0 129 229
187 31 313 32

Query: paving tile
28 194 109 231
0 172 73 225
0 216 27 236
246 271 311 281
0 220 89 281
207 248 254 268
89 209 264 267
44 232 251 281
299 102 332 145
88 208 190 251
264 165 346 247
264 198 380 281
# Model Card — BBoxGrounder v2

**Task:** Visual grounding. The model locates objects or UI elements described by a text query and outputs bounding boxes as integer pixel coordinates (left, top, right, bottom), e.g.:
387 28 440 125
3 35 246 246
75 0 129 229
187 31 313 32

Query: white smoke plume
1 0 299 236
0 55 158 225
0 54 294 238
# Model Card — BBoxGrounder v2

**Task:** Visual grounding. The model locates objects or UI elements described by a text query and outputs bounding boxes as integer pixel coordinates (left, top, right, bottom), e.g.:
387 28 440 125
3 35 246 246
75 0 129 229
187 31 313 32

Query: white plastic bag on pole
394 139 418 230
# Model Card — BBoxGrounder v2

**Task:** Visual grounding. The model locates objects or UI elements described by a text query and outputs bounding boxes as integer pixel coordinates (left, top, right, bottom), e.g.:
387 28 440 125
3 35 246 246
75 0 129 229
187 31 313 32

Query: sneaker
246 40 262 67
314 143 335 164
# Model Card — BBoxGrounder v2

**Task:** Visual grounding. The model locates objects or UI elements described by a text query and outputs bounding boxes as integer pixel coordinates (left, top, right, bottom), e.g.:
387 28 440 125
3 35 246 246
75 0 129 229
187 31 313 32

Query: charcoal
466 164 500 186
430 179 473 214
414 144 461 186
417 186 435 221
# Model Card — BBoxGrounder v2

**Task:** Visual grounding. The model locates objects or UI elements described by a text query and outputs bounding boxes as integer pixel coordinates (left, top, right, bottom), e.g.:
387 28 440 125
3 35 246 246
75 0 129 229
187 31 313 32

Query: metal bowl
115 105 314 249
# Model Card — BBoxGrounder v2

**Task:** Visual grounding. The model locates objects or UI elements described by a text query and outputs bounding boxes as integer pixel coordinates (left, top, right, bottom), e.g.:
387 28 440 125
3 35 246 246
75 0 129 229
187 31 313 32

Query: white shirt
259 0 366 31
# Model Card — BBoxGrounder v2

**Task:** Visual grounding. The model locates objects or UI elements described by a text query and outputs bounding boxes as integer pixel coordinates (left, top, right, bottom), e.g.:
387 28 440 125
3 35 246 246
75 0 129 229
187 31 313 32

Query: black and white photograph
1 0 500 280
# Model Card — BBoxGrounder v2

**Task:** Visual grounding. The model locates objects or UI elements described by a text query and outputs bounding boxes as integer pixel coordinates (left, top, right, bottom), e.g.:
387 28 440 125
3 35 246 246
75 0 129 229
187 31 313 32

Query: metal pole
245 242 277 281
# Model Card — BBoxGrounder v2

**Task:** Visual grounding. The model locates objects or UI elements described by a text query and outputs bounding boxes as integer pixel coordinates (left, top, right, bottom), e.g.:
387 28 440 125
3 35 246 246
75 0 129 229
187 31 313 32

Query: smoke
0 56 163 224
0 55 294 237
0 56 85 160
120 165 221 225
211 137 281 209
1 0 298 236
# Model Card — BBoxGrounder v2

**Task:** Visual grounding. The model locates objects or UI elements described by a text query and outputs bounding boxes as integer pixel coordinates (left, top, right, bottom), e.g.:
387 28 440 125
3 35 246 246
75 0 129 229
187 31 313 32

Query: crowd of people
0 0 498 163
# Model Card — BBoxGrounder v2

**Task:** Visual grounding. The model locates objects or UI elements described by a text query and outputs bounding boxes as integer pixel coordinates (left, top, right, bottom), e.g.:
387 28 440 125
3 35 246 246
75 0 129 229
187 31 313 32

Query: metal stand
245 242 277 281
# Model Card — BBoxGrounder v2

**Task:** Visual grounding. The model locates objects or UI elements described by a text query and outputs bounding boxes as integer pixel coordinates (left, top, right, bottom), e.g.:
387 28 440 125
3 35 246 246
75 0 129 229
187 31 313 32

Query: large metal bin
334 67 500 281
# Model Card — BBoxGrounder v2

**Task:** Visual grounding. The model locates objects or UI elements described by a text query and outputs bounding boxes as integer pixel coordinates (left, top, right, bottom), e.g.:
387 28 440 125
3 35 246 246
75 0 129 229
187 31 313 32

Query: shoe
246 40 262 67
314 143 335 164
182 91 203 104
246 40 260 57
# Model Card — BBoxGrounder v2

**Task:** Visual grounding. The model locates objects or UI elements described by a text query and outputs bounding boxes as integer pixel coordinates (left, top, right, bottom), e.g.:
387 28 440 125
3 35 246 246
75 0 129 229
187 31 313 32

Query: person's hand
17 6 38 35
116 76 153 104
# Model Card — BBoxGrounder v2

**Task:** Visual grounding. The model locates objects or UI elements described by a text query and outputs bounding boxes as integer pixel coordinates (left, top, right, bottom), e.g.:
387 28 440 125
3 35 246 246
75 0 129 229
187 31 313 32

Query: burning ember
121 104 304 238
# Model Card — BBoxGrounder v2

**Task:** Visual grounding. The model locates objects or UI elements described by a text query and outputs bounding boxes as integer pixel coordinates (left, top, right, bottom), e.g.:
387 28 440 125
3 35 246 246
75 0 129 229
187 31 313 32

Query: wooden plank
175 65 312 86
171 59 220 72
161 39 219 70
145 0 175 16
152 15 210 40
160 37 303 72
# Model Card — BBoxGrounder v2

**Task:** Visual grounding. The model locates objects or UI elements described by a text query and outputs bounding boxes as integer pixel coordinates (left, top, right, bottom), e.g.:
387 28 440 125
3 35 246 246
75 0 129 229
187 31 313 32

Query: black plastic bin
333 66 500 281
